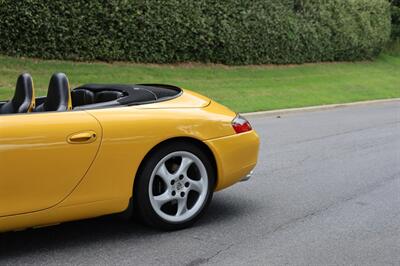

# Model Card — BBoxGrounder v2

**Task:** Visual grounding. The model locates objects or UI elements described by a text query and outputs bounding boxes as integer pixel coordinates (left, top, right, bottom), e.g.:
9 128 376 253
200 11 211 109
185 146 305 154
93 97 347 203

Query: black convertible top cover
72 84 182 110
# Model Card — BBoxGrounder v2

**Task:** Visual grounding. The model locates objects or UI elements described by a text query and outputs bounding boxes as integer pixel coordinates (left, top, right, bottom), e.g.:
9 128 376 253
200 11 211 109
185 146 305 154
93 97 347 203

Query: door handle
67 131 97 144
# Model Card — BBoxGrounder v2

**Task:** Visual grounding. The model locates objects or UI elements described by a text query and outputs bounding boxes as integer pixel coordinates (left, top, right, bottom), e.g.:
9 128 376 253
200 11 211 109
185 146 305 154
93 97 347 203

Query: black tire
132 141 216 230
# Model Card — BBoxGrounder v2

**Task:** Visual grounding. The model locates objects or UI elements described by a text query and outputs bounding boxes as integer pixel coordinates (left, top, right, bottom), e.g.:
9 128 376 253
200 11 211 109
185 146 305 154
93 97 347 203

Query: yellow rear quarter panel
61 101 236 207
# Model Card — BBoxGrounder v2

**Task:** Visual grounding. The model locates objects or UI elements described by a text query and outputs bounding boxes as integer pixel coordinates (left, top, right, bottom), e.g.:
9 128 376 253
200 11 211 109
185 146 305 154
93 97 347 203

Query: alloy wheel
148 151 208 223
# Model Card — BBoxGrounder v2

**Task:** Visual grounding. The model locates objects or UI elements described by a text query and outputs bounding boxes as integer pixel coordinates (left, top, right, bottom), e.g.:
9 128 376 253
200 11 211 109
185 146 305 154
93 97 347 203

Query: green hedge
391 0 400 39
0 0 391 65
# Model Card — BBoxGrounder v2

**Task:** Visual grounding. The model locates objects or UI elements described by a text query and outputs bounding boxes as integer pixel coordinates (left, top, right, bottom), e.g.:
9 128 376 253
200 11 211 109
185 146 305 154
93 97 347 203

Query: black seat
35 73 72 112
0 73 35 114
94 90 124 103
71 89 95 107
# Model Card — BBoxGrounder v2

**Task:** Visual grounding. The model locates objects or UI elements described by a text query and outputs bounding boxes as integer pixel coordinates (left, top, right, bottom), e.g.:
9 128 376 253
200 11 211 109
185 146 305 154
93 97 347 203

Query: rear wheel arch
133 137 218 194
128 137 218 229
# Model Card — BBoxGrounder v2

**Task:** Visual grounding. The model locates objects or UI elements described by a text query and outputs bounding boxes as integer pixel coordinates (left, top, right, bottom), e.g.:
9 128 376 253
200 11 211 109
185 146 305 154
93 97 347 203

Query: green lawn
0 53 399 112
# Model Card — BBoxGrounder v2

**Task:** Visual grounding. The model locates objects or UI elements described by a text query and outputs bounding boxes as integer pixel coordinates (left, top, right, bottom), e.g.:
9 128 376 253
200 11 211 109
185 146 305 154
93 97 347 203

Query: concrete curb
242 98 400 118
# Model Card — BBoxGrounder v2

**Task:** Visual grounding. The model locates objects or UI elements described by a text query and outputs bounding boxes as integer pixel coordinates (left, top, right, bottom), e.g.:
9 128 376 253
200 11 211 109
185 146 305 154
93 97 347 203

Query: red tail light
232 114 252 134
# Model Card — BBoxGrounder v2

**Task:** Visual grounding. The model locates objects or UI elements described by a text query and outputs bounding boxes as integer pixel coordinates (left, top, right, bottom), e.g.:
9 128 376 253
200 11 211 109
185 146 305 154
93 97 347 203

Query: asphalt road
1 101 399 265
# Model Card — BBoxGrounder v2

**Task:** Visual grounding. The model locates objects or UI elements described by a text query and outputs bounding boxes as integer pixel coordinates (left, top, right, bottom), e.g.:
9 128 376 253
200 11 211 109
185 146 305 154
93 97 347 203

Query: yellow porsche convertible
0 73 259 231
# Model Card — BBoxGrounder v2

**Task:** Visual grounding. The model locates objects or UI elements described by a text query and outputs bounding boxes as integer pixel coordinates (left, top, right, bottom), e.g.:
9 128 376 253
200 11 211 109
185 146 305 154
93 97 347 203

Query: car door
0 111 102 217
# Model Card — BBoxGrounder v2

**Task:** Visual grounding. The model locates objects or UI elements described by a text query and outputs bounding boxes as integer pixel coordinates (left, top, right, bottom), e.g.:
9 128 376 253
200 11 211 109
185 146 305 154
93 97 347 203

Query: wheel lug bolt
170 180 175 185
185 182 190 187
172 191 176 196
179 175 184 180
180 192 185 197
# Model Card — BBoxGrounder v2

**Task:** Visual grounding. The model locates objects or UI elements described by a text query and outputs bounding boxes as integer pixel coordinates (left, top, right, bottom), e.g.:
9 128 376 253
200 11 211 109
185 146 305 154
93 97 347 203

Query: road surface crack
289 120 400 146
185 243 234 266
263 171 400 238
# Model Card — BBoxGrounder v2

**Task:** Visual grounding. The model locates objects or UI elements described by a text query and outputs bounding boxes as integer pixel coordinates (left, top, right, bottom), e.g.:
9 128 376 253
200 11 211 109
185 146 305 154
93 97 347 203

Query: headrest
36 73 71 112
14 73 35 113
0 73 34 114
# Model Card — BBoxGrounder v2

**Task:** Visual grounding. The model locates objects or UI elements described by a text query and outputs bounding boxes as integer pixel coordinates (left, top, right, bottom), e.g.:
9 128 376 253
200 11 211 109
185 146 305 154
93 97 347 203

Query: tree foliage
391 0 400 39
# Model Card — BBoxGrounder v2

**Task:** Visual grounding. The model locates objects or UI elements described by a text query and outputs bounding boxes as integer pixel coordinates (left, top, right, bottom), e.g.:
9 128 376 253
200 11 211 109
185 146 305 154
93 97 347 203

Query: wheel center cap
176 182 183 190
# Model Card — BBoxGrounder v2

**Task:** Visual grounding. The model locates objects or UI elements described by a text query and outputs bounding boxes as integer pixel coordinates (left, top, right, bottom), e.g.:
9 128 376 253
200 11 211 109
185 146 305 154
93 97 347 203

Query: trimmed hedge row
0 0 391 65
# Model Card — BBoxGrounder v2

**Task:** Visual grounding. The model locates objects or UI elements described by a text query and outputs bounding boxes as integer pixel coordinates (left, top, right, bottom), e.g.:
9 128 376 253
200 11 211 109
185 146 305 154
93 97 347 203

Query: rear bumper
205 130 260 191
241 170 254 182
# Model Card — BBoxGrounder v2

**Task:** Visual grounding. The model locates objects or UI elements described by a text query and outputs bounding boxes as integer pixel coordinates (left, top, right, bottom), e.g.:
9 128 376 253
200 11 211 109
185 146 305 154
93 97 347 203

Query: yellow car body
0 89 259 232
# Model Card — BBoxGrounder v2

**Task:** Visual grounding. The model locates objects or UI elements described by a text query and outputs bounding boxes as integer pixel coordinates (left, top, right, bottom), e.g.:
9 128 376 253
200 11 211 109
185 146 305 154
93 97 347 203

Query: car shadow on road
0 193 259 260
